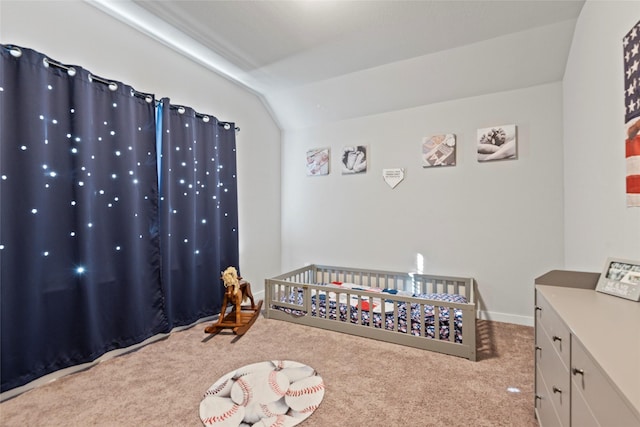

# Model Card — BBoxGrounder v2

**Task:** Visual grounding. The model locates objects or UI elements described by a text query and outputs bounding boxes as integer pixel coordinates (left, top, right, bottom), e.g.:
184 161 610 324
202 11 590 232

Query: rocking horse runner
204 266 262 336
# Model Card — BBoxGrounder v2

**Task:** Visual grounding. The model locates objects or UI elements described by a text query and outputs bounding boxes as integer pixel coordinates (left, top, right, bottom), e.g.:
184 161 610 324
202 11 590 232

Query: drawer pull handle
535 346 542 351
572 368 584 376
535 394 542 407
552 335 562 342
535 306 542 311
552 386 562 394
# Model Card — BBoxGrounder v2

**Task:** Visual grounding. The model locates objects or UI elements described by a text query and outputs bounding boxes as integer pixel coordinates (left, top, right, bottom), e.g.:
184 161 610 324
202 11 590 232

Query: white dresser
534 270 640 427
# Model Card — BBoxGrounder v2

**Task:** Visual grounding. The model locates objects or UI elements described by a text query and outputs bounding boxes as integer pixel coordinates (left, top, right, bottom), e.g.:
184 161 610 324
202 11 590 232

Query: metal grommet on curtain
202 115 210 123
178 106 186 114
43 57 50 68
223 123 231 130
67 67 76 77
8 46 22 58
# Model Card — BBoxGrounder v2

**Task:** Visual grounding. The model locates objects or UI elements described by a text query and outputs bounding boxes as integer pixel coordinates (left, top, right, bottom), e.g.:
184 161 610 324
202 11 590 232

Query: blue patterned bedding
273 283 467 343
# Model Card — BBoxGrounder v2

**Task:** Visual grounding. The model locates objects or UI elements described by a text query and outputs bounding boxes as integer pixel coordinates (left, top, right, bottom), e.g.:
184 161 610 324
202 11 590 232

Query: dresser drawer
571 336 640 427
536 366 562 427
535 291 571 369
570 378 600 427
536 323 570 426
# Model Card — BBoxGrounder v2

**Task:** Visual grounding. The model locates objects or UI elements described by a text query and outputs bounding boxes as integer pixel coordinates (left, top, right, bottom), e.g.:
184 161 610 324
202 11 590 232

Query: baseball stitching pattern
297 404 319 414
204 379 230 397
285 382 324 397
259 403 278 418
268 371 287 396
235 377 252 406
266 414 287 427
201 404 240 425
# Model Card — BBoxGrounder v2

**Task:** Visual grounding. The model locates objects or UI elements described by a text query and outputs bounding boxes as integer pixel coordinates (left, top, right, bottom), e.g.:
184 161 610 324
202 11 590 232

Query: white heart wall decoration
383 168 404 189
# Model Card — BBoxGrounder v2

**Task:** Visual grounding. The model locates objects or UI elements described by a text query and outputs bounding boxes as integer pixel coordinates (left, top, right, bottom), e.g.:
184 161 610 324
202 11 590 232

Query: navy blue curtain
158 99 239 328
1 45 238 393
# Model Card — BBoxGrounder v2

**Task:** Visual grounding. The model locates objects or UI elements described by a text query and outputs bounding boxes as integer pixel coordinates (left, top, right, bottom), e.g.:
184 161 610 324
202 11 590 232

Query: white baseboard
253 290 265 302
478 310 534 327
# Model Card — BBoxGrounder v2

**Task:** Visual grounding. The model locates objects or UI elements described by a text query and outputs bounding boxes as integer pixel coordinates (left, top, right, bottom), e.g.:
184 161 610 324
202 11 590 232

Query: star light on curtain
19 93 157 279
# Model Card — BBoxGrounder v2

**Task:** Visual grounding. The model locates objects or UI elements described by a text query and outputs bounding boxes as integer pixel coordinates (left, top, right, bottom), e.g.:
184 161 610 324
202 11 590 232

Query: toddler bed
264 264 477 361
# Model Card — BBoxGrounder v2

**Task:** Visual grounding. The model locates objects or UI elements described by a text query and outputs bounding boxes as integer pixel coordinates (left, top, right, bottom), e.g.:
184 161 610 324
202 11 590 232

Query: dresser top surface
534 269 600 289
536 285 640 415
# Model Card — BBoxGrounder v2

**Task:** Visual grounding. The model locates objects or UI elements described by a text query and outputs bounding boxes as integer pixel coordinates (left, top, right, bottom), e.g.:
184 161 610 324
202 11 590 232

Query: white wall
563 0 640 270
282 83 565 325
0 0 283 291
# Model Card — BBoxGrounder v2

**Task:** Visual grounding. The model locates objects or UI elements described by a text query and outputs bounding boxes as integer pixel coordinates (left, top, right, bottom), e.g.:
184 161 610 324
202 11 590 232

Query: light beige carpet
0 315 536 427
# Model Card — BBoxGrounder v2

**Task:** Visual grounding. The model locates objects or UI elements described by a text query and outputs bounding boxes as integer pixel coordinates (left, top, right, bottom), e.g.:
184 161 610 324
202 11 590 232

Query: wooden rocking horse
204 266 262 336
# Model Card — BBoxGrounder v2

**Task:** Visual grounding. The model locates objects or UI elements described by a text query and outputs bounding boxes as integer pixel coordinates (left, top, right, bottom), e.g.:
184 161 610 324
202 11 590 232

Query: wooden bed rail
302 265 474 303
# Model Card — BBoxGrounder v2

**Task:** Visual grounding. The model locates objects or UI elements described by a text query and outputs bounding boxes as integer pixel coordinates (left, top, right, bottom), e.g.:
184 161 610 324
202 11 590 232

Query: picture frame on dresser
595 257 640 301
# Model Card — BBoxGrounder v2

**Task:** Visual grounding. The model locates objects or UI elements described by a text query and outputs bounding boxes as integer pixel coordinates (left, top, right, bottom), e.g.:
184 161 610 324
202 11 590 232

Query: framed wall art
477 124 517 162
422 134 456 167
306 147 330 176
341 146 367 174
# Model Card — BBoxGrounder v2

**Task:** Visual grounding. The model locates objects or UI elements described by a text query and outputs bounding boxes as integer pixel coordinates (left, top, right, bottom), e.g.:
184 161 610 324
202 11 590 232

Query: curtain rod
169 104 239 132
131 89 154 104
41 53 121 93
43 57 78 78
2 44 239 132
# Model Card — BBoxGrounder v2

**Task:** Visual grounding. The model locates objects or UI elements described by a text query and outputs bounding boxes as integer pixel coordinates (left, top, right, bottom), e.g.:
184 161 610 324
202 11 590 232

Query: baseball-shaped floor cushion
200 360 323 426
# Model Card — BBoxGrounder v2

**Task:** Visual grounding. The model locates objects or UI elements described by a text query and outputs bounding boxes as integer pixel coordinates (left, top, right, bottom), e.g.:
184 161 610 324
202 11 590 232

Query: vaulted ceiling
90 0 585 129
